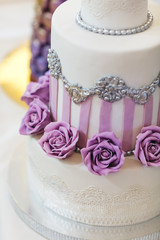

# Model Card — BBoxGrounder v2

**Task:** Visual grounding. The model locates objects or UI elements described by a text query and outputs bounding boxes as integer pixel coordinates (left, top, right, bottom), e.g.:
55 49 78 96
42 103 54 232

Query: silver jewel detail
75 147 81 153
125 150 134 157
48 49 61 78
48 49 160 105
96 76 126 102
76 11 153 36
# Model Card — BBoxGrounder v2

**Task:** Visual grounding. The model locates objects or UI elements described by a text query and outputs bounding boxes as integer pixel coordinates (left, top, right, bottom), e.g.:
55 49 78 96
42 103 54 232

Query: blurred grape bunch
30 0 66 81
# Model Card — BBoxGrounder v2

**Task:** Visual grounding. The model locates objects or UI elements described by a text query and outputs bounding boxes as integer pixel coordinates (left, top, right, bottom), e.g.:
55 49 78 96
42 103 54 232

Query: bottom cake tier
27 136 160 227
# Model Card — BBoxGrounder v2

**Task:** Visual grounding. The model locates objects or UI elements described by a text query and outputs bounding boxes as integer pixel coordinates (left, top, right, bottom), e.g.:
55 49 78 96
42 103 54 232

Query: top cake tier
81 0 148 29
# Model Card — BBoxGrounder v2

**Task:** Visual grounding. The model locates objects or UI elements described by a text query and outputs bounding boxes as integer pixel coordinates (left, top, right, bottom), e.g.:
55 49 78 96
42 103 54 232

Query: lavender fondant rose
81 132 125 176
135 125 160 167
39 122 79 159
19 98 51 135
21 71 49 105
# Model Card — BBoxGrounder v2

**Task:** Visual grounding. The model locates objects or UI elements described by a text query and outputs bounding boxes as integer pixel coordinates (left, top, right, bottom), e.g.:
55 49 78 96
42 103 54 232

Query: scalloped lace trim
28 159 160 226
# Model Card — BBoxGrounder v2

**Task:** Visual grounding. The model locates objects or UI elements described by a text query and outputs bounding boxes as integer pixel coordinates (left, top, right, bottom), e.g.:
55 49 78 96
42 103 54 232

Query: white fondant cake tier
8 142 160 240
50 0 160 150
52 0 160 88
81 0 148 29
28 136 160 226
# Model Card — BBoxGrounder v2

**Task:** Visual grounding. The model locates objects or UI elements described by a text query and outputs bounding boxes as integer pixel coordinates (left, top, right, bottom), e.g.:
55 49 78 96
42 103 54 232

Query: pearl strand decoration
76 11 153 36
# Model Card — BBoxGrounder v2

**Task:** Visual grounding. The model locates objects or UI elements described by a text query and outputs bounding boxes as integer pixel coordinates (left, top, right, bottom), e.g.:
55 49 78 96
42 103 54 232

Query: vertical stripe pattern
122 98 136 152
77 97 92 149
143 96 153 126
99 100 112 133
62 86 71 124
50 76 58 121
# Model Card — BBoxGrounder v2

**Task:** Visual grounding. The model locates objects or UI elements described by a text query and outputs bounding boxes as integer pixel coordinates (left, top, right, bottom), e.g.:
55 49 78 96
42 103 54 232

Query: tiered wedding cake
20 0 160 227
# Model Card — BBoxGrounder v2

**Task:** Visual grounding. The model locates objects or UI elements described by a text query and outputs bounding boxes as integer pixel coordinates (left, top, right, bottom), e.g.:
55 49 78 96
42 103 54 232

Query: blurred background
0 0 34 61
0 0 34 105
0 0 66 103
0 1 65 240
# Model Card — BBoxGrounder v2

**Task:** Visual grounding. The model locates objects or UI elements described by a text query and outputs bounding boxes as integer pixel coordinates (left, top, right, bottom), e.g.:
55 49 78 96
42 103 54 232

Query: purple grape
36 56 48 73
41 0 49 11
30 0 67 81
49 0 66 13
42 45 50 59
31 39 41 57
36 27 48 44
42 12 52 30
47 32 51 44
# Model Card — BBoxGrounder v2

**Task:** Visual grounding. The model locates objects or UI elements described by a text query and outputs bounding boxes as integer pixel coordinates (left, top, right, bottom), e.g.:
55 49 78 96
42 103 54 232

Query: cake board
7 141 160 240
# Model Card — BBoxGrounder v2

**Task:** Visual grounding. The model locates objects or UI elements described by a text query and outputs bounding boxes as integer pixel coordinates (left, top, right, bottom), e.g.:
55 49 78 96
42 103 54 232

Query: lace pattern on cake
29 158 160 226
81 0 146 18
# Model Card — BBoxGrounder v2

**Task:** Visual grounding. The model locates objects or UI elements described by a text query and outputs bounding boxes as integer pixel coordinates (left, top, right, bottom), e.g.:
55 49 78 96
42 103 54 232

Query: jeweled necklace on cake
76 11 153 36
48 49 160 105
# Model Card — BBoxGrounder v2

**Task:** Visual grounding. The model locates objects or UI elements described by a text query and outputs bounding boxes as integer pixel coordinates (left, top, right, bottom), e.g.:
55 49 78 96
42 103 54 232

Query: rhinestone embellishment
48 49 160 105
76 11 153 36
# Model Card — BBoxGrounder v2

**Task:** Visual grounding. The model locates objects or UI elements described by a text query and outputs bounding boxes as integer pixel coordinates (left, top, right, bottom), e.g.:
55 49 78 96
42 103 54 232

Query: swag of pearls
76 11 153 36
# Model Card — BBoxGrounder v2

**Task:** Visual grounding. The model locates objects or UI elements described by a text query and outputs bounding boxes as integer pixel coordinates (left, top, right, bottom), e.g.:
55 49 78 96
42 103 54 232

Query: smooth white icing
81 0 148 29
87 96 101 137
51 0 160 147
28 136 160 226
52 1 160 87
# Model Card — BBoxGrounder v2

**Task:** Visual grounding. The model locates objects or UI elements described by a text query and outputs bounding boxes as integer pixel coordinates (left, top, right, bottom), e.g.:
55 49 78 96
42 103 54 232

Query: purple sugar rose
44 70 50 78
38 71 50 84
19 98 51 135
39 122 79 159
81 132 125 176
135 125 160 167
21 72 49 105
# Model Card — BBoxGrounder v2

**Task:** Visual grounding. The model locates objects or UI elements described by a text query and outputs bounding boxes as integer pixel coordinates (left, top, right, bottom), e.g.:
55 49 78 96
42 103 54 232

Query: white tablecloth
0 1 45 239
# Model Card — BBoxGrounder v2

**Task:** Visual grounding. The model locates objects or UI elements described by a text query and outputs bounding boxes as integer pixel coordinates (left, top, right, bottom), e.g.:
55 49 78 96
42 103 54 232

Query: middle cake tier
49 0 160 151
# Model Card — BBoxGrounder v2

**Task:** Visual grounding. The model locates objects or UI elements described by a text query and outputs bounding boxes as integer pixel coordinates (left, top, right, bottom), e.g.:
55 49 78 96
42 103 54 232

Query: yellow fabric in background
0 42 31 107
